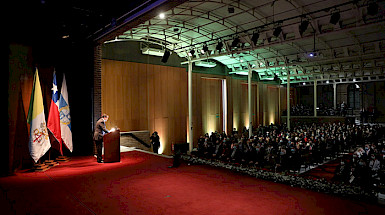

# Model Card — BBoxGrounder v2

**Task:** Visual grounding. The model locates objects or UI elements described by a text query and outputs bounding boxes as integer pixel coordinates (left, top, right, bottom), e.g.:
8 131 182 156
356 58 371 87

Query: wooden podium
103 130 120 162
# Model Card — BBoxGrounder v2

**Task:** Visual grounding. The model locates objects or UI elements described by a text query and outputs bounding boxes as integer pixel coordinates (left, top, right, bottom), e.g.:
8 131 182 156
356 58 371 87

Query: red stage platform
0 151 383 215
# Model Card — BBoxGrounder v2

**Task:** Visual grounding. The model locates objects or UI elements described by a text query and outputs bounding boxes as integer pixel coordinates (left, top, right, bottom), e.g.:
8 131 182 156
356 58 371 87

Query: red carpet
1 151 384 215
302 160 340 181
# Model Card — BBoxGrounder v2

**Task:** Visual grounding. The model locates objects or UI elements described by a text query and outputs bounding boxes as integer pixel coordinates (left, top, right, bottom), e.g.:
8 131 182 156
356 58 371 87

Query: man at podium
93 114 110 163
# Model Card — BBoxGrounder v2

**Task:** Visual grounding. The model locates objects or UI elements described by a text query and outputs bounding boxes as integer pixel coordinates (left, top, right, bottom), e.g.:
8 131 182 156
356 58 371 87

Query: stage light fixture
231 37 240 47
299 20 309 35
274 74 279 82
308 52 319 57
329 11 340 25
251 32 259 45
161 50 170 63
228 7 234 13
216 41 223 53
201 44 209 54
273 26 282 37
188 49 195 57
159 13 165 19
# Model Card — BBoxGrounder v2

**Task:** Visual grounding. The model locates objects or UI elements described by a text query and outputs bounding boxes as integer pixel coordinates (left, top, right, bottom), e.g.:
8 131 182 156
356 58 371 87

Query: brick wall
93 44 102 126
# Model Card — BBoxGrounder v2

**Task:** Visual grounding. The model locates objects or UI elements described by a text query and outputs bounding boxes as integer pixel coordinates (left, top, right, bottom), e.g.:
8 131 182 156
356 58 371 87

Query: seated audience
194 122 384 189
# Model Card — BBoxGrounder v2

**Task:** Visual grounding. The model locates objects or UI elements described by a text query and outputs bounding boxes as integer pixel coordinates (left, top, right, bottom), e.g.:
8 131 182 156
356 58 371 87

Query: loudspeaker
161 50 170 63
173 143 189 154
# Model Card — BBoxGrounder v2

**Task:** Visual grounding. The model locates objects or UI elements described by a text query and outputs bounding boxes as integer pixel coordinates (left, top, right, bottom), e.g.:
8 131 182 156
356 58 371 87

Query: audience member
195 122 385 189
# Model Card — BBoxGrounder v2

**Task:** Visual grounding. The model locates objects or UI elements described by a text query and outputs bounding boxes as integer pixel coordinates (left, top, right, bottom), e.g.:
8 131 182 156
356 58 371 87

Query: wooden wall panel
231 79 241 132
102 59 187 155
190 73 201 146
231 80 259 132
201 78 222 135
147 64 155 132
230 80 282 131
102 59 283 153
226 76 233 135
266 86 279 125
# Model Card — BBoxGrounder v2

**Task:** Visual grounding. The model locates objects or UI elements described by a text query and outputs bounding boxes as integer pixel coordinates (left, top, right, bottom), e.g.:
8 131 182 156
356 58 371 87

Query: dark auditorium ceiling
10 0 149 44
107 0 385 84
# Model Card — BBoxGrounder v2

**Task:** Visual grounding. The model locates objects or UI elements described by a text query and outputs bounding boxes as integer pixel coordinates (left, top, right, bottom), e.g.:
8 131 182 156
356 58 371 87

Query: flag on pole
59 74 73 152
47 71 62 155
27 69 51 163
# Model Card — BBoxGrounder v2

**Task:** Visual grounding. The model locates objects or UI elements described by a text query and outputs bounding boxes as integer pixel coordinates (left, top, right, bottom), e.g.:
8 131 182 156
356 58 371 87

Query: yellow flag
27 69 51 163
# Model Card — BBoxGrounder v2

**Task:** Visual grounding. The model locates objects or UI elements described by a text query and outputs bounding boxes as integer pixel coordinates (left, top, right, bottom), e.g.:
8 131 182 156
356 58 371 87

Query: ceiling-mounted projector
195 61 217 68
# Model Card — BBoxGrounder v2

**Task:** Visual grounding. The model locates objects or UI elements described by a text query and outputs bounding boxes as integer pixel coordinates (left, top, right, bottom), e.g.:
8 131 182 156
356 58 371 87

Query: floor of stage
1 151 384 215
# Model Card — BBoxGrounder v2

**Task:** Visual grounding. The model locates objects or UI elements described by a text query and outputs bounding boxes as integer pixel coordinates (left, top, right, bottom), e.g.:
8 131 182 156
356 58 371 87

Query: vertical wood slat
101 59 284 154
101 59 187 155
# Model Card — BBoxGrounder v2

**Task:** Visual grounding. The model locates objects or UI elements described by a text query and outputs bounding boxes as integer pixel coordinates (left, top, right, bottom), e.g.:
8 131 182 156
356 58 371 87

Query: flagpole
28 68 52 171
34 158 51 172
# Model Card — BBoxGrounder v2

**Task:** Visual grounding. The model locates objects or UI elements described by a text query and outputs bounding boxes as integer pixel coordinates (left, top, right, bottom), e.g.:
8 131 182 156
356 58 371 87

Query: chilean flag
47 71 63 155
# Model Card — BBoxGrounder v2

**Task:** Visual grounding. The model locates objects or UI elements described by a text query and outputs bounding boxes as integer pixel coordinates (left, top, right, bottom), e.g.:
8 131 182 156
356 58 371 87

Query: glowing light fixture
201 44 209 54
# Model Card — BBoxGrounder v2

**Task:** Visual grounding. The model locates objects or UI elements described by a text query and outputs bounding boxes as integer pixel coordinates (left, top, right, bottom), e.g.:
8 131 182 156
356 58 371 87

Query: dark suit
150 134 160 154
93 118 109 162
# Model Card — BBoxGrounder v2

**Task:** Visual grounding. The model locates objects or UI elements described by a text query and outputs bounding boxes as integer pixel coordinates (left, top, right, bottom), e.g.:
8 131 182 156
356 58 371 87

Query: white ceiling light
195 61 216 68
141 47 165 57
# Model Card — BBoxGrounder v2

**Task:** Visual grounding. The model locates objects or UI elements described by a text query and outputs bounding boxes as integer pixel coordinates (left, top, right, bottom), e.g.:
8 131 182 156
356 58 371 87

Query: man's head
101 113 109 122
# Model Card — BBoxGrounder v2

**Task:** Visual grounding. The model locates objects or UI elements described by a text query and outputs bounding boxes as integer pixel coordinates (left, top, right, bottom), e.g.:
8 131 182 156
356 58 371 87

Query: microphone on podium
109 127 120 132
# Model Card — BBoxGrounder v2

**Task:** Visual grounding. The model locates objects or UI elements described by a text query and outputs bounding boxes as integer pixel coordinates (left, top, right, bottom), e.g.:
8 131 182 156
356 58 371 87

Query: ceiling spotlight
159 13 165 19
303 82 306 85
274 74 280 82
161 50 170 63
329 11 340 25
299 20 309 35
251 32 259 45
308 52 318 57
231 37 240 48
216 41 223 53
273 26 282 37
201 44 209 54
188 49 195 57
